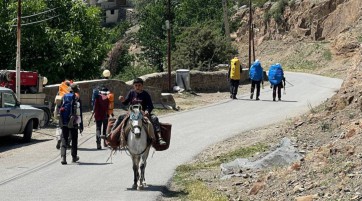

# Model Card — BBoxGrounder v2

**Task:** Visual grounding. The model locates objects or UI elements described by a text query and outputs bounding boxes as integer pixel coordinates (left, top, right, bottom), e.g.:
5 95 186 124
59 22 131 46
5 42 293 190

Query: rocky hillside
232 0 362 78
161 1 362 200
223 0 362 199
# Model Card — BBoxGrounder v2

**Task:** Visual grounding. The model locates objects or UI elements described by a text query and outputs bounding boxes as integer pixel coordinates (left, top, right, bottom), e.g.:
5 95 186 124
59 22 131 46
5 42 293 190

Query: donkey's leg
138 146 151 190
132 156 140 189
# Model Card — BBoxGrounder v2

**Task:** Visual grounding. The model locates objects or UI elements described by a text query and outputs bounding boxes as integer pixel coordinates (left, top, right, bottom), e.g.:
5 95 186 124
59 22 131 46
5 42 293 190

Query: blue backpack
249 60 263 81
268 64 283 85
91 86 100 109
60 93 75 125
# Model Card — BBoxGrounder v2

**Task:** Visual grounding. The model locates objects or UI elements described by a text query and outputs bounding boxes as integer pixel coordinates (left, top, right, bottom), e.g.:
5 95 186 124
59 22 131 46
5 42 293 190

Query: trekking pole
88 111 94 127
283 80 286 95
285 79 294 86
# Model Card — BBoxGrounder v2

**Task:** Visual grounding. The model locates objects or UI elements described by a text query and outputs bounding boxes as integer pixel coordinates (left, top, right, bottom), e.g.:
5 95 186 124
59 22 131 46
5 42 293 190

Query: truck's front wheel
23 119 33 142
42 109 50 126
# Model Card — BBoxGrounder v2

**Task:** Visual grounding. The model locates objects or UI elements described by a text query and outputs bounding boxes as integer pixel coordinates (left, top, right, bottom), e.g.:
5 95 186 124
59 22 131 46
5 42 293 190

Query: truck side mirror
16 100 21 106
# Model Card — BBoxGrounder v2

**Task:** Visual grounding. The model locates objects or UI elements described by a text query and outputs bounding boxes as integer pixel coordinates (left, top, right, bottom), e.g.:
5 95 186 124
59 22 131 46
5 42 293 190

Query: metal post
167 0 171 92
16 0 21 100
248 0 252 68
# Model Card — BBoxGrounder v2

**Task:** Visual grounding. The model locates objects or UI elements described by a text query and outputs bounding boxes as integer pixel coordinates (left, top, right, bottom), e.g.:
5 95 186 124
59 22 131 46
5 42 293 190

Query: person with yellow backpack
227 56 243 99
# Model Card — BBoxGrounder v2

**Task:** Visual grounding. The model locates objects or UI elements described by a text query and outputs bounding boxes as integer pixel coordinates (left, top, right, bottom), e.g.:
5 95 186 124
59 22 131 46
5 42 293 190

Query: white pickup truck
0 87 44 142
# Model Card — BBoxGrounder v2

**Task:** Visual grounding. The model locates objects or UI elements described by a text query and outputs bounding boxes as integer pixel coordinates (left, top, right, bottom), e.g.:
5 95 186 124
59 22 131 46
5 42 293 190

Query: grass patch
173 143 268 200
217 143 269 163
323 49 332 61
358 36 362 43
186 180 228 201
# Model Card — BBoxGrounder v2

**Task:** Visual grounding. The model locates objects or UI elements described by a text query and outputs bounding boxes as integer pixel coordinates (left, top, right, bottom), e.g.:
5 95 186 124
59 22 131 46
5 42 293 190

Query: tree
136 1 168 72
172 22 237 71
0 0 110 83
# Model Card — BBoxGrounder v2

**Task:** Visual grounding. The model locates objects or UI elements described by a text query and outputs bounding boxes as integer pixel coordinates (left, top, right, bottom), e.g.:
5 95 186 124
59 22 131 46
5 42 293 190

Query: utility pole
248 0 252 69
167 0 171 92
16 0 21 100
252 24 255 61
222 0 230 41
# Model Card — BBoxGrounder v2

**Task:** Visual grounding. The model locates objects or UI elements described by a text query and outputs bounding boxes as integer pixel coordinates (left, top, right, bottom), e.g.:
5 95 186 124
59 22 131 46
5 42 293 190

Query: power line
15 7 59 20
11 15 60 26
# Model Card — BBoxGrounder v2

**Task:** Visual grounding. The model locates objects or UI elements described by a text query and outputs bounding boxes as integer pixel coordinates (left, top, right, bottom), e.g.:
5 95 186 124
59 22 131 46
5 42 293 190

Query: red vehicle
0 70 51 125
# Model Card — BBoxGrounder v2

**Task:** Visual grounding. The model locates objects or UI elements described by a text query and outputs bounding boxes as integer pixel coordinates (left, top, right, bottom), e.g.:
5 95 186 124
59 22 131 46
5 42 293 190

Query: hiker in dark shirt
115 78 166 146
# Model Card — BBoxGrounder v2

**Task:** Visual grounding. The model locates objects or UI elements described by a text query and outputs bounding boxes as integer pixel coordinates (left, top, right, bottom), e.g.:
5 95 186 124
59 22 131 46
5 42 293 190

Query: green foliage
172 22 237 71
115 64 155 82
106 22 131 44
0 0 111 84
173 0 223 29
113 45 157 82
265 0 289 24
137 1 168 72
236 0 273 7
135 0 235 73
357 35 362 43
323 49 332 61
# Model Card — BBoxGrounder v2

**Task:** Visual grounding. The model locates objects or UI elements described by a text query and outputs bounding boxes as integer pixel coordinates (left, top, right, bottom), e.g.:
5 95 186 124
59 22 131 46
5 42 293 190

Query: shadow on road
235 98 298 102
78 162 111 165
0 136 51 153
126 184 188 197
261 100 298 102
78 147 102 151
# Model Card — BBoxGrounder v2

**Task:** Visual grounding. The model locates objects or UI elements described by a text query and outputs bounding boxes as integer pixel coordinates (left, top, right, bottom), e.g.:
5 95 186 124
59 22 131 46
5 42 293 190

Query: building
86 0 132 25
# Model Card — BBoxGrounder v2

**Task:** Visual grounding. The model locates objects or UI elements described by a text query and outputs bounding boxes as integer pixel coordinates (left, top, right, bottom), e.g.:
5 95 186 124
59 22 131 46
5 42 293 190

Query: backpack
230 57 241 80
268 64 283 85
95 93 109 120
249 61 263 81
91 86 100 109
107 92 114 115
60 93 75 126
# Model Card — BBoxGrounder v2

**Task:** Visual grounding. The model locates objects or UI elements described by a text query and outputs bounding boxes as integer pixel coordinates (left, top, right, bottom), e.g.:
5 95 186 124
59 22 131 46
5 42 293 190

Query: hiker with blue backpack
249 60 264 100
227 56 243 99
268 63 286 101
59 83 84 165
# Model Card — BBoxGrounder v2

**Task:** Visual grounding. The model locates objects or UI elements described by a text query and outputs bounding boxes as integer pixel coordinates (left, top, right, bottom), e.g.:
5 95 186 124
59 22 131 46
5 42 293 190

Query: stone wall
44 69 260 110
134 69 250 93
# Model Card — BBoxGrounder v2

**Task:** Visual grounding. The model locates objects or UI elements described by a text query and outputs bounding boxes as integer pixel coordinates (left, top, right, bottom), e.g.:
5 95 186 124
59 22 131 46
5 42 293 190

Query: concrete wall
105 9 119 24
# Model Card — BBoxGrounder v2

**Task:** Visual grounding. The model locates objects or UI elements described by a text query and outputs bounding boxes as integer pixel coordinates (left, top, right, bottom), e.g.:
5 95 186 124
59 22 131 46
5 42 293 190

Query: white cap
102 69 111 78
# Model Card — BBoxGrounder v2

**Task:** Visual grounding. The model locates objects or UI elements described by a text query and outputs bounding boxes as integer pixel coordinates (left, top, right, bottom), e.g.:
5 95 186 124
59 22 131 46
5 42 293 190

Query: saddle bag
105 118 121 149
152 122 172 151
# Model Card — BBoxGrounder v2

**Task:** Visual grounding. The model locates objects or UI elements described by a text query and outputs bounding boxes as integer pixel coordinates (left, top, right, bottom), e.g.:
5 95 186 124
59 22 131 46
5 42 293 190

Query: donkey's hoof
137 185 144 190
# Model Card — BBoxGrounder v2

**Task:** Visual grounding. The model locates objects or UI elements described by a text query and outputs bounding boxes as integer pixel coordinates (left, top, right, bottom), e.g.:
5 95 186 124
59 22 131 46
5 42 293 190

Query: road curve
0 72 342 201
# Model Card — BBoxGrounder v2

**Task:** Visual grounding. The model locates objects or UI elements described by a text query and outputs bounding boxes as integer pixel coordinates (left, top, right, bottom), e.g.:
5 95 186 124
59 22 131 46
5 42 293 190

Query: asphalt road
0 72 342 201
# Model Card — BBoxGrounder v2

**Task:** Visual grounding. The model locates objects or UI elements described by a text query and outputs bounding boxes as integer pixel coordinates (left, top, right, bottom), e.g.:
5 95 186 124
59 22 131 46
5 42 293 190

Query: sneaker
61 157 67 165
97 143 101 150
278 98 281 101
273 99 276 101
72 156 79 163
256 97 260 100
250 93 254 99
232 95 237 99
158 138 166 145
56 140 61 149
230 95 233 99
